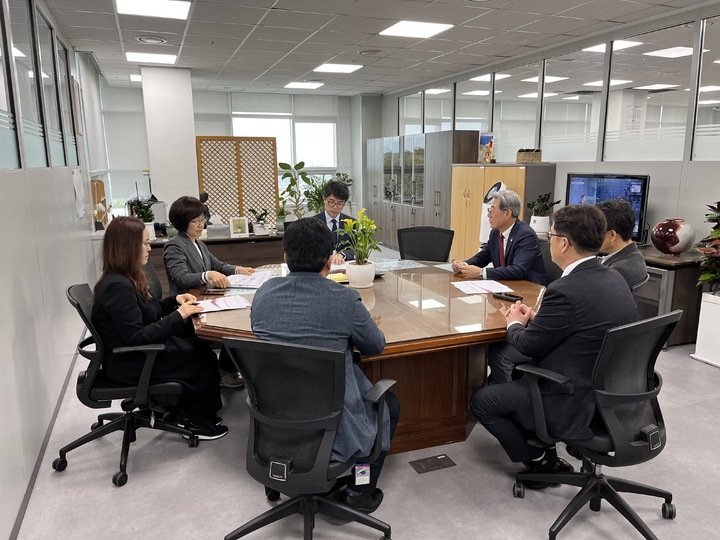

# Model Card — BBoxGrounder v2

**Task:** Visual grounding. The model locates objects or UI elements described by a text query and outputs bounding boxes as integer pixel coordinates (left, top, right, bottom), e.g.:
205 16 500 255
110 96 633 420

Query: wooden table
193 263 543 454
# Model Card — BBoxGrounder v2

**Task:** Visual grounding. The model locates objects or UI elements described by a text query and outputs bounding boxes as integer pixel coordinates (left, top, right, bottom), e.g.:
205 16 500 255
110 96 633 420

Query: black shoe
178 414 222 427
521 456 574 490
182 420 228 441
342 488 384 514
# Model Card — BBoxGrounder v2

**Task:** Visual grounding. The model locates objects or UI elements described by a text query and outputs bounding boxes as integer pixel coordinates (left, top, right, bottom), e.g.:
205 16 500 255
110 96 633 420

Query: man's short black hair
596 198 635 241
283 218 334 272
551 204 607 255
168 196 206 232
323 180 350 201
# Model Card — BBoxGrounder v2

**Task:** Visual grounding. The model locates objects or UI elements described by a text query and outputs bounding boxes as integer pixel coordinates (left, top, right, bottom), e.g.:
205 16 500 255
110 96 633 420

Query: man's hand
331 252 346 265
236 266 255 275
458 264 483 279
451 259 465 273
207 270 230 288
505 301 533 327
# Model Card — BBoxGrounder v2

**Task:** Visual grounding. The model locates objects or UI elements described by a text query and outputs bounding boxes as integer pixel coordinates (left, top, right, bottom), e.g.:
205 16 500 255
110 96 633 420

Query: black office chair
143 260 163 299
397 226 454 262
222 336 395 540
52 284 198 487
513 310 682 540
540 240 562 284
632 273 650 293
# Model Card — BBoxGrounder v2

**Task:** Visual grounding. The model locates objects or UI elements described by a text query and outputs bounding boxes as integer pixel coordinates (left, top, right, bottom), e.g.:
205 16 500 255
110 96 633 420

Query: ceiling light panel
130 74 142 82
126 52 177 64
379 21 453 39
313 63 363 73
117 0 191 20
426 88 450 94
285 82 324 89
633 84 680 90
522 76 568 83
583 79 632 87
582 40 643 53
470 73 511 82
643 46 694 58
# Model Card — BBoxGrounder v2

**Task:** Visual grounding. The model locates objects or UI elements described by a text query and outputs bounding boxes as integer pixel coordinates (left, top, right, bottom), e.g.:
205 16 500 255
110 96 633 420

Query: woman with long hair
92 216 227 440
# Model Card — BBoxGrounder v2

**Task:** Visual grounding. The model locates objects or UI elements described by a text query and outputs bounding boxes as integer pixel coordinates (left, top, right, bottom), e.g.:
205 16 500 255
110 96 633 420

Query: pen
532 286 546 313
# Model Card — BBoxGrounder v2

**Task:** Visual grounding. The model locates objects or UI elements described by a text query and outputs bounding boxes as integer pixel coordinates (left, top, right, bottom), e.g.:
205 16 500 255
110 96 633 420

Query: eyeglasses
190 217 206 226
546 232 567 240
325 198 346 209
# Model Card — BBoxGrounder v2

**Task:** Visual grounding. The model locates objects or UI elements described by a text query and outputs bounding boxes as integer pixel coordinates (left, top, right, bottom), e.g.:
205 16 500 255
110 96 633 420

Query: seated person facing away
311 180 355 264
470 205 638 488
451 190 547 286
164 195 254 388
92 217 227 440
250 218 400 514
596 198 648 289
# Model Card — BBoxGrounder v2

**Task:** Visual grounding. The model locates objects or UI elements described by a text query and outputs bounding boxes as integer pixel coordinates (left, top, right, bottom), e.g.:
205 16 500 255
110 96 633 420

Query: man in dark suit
311 180 355 263
451 190 547 285
597 198 648 289
470 204 638 488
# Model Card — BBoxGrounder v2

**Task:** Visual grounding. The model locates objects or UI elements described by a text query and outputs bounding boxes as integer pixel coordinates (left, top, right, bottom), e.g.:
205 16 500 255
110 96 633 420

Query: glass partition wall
693 16 720 160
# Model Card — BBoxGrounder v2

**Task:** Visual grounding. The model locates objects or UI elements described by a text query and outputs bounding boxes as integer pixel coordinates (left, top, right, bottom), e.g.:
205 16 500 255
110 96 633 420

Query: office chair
512 310 682 540
632 273 650 293
52 284 198 487
222 336 395 540
397 226 454 262
540 240 562 284
142 260 163 299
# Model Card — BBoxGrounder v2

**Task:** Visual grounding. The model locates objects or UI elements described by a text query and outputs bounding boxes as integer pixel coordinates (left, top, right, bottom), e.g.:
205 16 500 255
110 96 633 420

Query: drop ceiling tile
239 39 299 53
441 26 500 43
293 42 353 55
472 9 544 31
411 3 491 25
117 15 187 34
307 30 374 45
61 27 122 41
180 46 239 59
409 39 470 53
192 4 268 25
49 10 117 28
43 0 114 12
273 0 357 13
389 48 446 62
499 0 592 16
259 10 335 29
123 31 184 46
560 0 648 21
323 16 400 34
182 35 245 49
186 21 254 39
248 26 316 42
342 0 429 19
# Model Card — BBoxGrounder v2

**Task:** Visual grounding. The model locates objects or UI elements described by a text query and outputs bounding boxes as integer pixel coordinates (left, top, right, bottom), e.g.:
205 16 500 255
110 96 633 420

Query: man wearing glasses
311 180 355 264
451 190 546 286
470 204 637 488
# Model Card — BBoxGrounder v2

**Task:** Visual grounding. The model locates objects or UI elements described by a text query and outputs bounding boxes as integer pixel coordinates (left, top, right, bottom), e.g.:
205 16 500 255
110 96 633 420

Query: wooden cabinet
364 131 479 250
449 163 556 261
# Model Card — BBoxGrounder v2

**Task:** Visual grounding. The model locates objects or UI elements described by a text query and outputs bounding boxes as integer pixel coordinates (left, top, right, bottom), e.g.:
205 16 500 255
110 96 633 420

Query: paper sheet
451 280 514 295
195 295 251 313
227 270 272 288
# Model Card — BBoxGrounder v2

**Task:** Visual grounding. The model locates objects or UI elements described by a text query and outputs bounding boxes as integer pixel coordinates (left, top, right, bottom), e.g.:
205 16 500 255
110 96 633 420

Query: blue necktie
331 218 337 232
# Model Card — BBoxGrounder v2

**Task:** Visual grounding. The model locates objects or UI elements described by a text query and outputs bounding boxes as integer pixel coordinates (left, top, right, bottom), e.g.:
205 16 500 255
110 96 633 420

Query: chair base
514 458 674 540
225 492 392 540
52 409 198 486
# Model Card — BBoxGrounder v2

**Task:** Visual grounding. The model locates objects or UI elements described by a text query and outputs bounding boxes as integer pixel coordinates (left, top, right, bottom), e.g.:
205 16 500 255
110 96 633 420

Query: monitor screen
566 173 650 243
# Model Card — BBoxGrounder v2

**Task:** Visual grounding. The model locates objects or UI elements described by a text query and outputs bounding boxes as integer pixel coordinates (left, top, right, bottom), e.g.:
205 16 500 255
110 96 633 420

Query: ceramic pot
529 215 550 235
276 217 285 233
650 218 695 255
346 260 375 289
144 221 156 240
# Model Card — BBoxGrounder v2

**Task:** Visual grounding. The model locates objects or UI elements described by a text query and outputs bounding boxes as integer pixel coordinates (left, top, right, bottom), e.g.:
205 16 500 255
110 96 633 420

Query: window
295 122 335 168
493 64 541 162
693 16 720 160
56 41 78 166
0 7 20 169
455 75 492 132
232 116 292 164
399 92 422 135
37 13 65 166
424 89 452 133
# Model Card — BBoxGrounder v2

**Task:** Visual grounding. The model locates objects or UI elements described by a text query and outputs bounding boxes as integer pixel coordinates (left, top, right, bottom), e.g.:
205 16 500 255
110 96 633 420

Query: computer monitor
566 173 650 243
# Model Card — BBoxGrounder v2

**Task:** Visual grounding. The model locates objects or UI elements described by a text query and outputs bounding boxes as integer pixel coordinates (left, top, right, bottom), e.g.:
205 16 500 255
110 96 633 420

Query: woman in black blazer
92 216 228 440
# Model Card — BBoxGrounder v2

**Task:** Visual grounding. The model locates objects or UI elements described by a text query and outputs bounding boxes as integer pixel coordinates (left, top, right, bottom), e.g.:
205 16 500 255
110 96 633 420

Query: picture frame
230 216 249 237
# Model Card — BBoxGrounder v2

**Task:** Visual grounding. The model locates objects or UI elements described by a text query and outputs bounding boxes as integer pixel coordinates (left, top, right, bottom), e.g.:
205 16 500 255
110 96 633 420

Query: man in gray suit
471 205 638 489
597 198 648 289
251 218 399 513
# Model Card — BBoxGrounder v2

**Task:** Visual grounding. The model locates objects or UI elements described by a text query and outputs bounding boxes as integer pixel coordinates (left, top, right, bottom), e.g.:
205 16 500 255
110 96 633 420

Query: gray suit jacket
250 271 389 462
163 232 237 295
601 242 647 289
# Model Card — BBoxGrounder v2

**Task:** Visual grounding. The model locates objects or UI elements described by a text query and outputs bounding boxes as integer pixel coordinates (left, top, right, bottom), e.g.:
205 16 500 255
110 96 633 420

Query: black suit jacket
311 211 355 261
465 219 547 285
507 259 638 440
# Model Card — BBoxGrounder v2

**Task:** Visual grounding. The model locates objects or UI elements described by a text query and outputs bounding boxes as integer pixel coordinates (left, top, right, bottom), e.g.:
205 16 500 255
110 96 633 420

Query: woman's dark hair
95 216 149 298
551 204 607 255
169 196 206 232
283 218 334 272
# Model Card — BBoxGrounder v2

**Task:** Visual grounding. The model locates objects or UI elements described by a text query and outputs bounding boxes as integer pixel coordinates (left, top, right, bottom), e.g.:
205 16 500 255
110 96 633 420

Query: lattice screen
196 136 278 224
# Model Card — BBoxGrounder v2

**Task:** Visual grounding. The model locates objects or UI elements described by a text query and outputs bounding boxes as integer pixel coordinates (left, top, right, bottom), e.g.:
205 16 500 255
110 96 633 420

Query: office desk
193 263 543 454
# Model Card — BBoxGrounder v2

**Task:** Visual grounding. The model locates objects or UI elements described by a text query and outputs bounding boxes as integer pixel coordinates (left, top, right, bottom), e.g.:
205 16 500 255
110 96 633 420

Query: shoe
521 456 574 490
219 369 245 388
341 488 384 514
182 420 229 441
178 415 222 427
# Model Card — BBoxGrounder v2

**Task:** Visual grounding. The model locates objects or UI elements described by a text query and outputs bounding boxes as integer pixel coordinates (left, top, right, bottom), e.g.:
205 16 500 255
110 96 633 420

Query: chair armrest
363 379 396 404
113 344 166 408
516 364 570 384
515 365 569 445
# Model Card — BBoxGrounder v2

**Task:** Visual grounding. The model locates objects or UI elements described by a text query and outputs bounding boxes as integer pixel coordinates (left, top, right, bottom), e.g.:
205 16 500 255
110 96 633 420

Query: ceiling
39 0 708 96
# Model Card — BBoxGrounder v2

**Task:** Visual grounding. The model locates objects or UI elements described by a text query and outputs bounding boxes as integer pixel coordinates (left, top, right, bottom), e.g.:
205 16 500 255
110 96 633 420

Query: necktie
499 234 505 267
331 218 337 232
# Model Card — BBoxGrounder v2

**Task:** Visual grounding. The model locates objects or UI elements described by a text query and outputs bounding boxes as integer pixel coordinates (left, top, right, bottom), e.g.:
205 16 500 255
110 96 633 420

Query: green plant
279 161 311 219
338 208 381 265
247 208 268 223
697 201 720 293
527 192 560 217
128 198 155 223
304 175 327 215
276 200 290 218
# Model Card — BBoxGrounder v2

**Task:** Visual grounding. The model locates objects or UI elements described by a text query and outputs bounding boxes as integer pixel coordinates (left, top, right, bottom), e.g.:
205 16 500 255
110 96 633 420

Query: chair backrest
142 261 163 299
590 310 682 466
539 240 562 284
222 336 347 494
66 284 111 409
397 226 454 262
631 273 650 292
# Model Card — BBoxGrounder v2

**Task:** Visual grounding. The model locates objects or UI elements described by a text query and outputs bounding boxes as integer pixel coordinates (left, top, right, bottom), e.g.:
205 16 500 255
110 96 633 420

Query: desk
193 263 542 454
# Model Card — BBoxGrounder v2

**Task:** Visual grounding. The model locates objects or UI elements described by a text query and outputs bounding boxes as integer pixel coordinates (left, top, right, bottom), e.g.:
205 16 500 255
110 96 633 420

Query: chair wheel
52 457 67 472
187 435 199 448
513 482 525 498
662 502 676 519
112 471 128 487
91 421 102 430
265 487 281 501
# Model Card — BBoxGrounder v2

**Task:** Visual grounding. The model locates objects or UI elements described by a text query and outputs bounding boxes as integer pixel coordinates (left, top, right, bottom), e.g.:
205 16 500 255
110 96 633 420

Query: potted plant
275 201 290 233
304 176 327 215
527 192 560 235
692 201 720 366
279 161 310 220
338 208 381 288
248 208 269 235
128 198 156 239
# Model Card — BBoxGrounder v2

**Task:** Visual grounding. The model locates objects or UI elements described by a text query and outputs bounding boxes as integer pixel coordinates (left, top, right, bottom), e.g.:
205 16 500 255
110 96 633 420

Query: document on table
330 261 347 273
227 270 272 288
196 295 251 313
451 280 514 295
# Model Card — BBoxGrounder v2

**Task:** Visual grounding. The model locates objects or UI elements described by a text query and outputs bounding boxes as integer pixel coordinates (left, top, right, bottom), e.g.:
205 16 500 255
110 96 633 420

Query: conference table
193 261 543 454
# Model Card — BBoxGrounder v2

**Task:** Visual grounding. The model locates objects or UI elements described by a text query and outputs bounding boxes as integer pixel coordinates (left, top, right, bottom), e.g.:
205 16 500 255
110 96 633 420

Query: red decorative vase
650 218 695 255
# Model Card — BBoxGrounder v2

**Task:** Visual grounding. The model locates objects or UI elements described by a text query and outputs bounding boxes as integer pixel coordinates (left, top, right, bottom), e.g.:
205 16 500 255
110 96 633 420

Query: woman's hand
177 302 203 319
207 270 230 288
331 252 346 265
236 266 255 275
175 293 197 305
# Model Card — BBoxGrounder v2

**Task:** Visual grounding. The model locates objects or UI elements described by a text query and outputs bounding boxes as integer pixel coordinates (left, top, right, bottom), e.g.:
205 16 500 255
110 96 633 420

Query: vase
276 217 285 233
144 221 156 240
650 218 695 255
346 260 375 289
529 215 550 235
